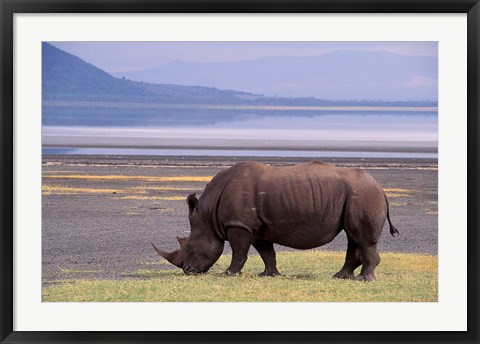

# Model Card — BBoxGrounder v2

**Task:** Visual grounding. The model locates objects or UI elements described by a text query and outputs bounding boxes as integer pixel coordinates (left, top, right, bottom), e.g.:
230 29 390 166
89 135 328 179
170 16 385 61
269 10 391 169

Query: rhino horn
151 242 183 268
176 236 187 248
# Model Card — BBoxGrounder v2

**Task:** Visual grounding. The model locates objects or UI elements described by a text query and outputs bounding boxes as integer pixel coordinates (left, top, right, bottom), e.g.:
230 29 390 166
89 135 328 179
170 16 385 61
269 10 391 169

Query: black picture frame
1 1 479 343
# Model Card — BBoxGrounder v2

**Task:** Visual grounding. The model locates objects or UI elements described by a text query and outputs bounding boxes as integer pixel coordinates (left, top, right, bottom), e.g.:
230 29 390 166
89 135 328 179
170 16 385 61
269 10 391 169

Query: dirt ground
42 155 437 284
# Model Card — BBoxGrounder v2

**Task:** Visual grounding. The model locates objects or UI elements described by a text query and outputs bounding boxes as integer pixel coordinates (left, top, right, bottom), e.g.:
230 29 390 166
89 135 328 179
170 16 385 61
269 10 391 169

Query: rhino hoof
258 271 281 277
354 274 376 282
333 271 354 280
224 269 241 276
258 270 281 277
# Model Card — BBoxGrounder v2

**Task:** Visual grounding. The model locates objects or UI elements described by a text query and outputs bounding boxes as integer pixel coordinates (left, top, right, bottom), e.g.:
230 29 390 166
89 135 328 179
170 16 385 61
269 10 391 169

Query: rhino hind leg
253 240 281 277
333 235 361 280
354 243 380 281
342 196 384 281
224 227 254 276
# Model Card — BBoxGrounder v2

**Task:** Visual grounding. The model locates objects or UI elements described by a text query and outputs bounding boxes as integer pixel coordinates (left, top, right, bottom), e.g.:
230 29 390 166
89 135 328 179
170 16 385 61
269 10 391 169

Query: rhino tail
384 192 399 237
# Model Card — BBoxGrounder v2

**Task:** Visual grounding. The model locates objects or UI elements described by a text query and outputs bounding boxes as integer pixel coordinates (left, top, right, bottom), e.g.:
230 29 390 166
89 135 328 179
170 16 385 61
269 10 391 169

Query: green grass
42 251 437 302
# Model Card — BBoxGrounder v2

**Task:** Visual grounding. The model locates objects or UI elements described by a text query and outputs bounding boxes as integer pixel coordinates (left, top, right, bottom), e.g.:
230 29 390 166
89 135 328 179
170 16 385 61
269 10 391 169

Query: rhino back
216 162 355 248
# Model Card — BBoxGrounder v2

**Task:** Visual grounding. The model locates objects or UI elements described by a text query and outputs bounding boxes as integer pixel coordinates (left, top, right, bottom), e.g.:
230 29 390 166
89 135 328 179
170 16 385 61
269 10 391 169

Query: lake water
42 112 438 159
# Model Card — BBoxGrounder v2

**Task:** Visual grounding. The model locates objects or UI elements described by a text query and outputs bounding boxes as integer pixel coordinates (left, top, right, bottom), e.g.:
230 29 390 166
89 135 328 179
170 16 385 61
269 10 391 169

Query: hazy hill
42 43 153 100
42 43 436 106
42 42 265 104
115 51 438 101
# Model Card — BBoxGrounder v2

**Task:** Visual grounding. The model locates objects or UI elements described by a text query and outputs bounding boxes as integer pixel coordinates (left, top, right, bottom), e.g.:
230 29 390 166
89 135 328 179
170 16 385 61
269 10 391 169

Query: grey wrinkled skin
152 161 398 281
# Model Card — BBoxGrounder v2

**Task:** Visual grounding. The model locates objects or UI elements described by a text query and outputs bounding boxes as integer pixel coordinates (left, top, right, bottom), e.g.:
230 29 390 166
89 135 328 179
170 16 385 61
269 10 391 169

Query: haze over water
43 112 438 159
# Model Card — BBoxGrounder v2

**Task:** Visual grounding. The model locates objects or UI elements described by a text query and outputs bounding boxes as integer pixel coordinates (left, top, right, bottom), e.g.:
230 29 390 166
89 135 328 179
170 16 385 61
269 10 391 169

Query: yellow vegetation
43 251 437 302
384 188 416 198
120 195 185 201
43 184 202 197
390 202 409 206
42 181 417 200
132 186 202 191
383 188 414 193
43 175 213 182
42 185 121 195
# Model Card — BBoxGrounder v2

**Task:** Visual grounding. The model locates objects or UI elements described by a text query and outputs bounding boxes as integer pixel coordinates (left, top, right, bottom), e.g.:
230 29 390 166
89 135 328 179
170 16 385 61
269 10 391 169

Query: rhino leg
333 235 361 280
253 240 281 277
354 243 380 281
343 196 383 281
224 227 254 276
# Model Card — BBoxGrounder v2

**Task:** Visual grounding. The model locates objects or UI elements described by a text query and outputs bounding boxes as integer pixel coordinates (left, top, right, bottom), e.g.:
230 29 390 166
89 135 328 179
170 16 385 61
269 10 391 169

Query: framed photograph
1 1 479 343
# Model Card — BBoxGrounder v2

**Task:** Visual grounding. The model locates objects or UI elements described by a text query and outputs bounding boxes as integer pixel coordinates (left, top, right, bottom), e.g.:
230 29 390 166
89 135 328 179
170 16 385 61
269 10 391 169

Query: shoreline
42 154 439 167
42 142 438 153
42 126 438 154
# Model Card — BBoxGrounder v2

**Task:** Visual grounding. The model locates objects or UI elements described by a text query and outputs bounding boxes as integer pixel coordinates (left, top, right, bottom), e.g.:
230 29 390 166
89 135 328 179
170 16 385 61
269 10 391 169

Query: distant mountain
43 42 436 107
42 43 153 99
115 51 438 101
42 42 265 104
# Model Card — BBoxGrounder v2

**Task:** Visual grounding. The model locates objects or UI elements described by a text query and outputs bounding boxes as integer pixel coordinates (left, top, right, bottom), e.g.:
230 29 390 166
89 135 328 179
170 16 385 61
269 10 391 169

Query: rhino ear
176 236 187 248
186 193 198 214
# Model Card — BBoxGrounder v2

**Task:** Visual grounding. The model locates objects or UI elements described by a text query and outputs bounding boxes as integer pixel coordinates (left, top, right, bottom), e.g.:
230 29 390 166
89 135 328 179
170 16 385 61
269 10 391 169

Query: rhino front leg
224 227 253 276
253 240 281 277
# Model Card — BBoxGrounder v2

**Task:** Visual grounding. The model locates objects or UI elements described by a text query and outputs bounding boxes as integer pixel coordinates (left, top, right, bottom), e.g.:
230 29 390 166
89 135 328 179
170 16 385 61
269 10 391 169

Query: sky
50 41 438 74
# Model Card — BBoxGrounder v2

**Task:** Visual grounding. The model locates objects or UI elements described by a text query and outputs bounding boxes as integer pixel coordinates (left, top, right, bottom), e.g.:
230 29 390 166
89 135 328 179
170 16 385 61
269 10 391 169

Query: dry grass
120 195 185 201
384 188 417 198
42 184 200 197
43 251 437 302
43 175 213 182
132 186 203 192
43 177 415 197
42 185 122 195
43 170 82 174
390 202 412 206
